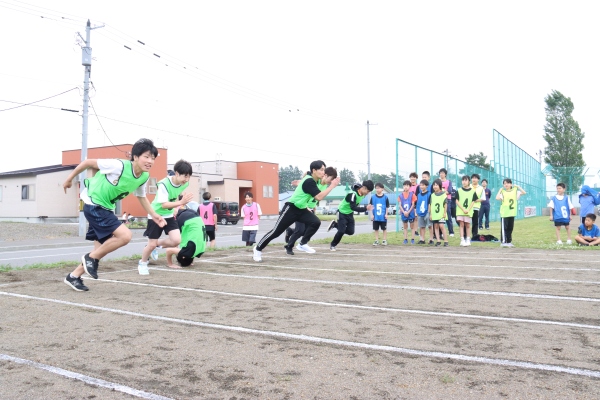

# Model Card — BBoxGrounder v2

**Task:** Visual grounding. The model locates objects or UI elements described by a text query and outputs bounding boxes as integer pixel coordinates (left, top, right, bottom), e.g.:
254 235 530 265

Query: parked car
213 201 240 225
326 208 338 215
315 206 326 215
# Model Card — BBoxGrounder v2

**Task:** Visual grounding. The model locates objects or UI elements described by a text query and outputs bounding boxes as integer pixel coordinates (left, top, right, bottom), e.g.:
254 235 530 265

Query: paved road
0 218 378 268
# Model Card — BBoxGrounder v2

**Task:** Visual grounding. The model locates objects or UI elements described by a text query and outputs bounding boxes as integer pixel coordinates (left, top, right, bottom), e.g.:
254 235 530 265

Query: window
148 177 157 194
21 184 35 200
263 185 273 198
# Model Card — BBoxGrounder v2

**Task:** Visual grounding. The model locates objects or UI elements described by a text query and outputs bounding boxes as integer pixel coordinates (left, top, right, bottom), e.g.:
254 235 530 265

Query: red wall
62 144 168 217
237 161 279 215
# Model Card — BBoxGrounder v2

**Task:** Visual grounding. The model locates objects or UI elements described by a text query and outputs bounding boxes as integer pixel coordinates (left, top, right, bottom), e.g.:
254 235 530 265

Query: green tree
339 168 356 186
543 90 586 193
278 165 303 193
465 152 491 170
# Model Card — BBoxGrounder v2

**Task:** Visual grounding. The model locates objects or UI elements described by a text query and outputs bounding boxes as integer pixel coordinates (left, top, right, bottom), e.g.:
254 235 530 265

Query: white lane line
0 252 85 262
1 291 599 379
0 239 148 252
252 255 600 272
306 248 595 258
202 261 600 285
97 278 600 331
0 353 173 400
150 268 600 303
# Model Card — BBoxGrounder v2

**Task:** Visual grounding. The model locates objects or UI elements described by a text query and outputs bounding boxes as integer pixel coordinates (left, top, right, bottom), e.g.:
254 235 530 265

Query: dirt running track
1 244 599 399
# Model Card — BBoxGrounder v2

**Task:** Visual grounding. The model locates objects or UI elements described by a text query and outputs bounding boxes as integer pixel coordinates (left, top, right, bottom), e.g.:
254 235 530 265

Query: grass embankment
313 215 597 250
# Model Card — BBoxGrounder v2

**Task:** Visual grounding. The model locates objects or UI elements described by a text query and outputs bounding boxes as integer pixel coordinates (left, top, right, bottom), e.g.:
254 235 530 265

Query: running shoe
150 248 159 261
64 274 88 292
253 246 262 262
285 245 294 256
296 243 316 253
82 253 99 279
327 220 338 232
403 239 408 245
381 240 387 246
138 260 150 275
373 240 379 246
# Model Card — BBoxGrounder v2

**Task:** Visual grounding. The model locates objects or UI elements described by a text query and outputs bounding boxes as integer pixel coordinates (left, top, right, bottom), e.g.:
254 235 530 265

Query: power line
0 99 78 112
0 87 78 112
87 97 130 156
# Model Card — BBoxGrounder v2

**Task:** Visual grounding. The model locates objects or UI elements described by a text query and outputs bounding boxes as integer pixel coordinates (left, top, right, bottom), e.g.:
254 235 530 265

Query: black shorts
372 221 387 231
143 217 179 239
83 204 122 244
205 226 216 241
554 221 569 227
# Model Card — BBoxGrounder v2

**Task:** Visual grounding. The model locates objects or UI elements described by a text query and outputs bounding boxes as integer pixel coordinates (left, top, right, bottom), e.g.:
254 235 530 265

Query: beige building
0 165 79 222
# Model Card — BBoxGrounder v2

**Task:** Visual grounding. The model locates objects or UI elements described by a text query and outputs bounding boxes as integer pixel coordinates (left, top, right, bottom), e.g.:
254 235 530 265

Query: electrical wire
0 99 78 112
0 87 78 112
88 97 130 156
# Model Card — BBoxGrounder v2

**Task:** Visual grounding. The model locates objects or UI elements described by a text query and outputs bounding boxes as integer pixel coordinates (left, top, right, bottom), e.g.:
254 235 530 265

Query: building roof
0 164 76 177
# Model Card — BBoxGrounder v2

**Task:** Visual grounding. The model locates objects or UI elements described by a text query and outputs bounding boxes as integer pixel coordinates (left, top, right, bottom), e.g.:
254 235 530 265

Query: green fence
394 129 546 232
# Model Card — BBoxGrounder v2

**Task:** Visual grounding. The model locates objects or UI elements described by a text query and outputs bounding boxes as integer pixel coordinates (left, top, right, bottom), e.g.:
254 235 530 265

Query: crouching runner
165 207 207 268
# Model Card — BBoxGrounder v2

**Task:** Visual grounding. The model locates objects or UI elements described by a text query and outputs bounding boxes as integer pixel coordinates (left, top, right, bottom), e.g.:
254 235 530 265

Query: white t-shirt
547 194 574 209
80 159 146 206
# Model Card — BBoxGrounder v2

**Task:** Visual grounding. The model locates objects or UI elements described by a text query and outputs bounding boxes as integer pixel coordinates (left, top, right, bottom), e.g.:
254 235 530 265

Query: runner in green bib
329 180 375 251
61 139 164 292
470 173 485 238
139 160 193 275
166 208 207 268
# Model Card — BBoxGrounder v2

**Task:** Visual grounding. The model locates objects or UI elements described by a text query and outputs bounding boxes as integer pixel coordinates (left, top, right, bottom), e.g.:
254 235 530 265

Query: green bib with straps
152 177 189 216
430 192 446 220
500 188 518 217
85 160 148 210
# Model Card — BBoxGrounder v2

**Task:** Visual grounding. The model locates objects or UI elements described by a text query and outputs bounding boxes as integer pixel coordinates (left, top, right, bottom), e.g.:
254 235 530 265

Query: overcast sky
0 0 598 182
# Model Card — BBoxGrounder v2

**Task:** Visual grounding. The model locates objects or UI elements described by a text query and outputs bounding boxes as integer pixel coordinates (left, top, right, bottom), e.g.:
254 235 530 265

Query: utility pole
77 20 104 236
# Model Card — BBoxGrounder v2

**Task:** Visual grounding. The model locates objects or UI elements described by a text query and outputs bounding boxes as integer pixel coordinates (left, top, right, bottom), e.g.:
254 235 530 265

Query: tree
357 171 404 190
465 152 491 170
339 168 356 186
543 90 586 193
278 165 303 193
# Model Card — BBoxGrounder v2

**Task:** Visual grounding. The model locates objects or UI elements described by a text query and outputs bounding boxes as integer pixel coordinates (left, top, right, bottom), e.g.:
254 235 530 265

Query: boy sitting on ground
574 213 600 246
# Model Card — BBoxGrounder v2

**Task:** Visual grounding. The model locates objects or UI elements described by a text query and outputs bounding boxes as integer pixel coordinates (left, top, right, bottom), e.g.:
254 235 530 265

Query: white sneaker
460 238 466 247
296 243 316 253
138 261 149 275
466 238 471 246
150 248 159 261
382 240 387 246
449 234 455 237
373 240 379 246
556 240 563 245
506 243 515 248
566 240 572 245
330 245 336 251
252 246 262 262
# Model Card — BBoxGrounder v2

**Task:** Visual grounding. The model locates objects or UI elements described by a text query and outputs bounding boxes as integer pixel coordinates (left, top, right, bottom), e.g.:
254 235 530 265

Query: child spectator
456 175 478 247
370 182 389 246
241 192 262 247
62 138 166 291
574 213 600 246
496 178 526 247
548 182 574 245
415 179 432 244
199 192 218 248
139 159 193 275
478 179 492 230
398 180 417 244
329 180 374 251
165 207 207 268
438 168 454 237
470 174 485 239
429 179 448 247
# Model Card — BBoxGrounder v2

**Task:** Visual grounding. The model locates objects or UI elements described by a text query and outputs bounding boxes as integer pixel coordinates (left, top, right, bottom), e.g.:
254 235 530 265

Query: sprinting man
253 160 340 261
199 192 218 248
62 138 166 291
138 159 193 275
328 180 374 251
165 207 207 268
241 192 262 247
548 182 574 245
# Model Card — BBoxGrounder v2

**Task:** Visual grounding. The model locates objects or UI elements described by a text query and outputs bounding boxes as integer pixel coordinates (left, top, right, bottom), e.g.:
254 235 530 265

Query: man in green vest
328 180 374 251
62 138 166 292
253 160 340 262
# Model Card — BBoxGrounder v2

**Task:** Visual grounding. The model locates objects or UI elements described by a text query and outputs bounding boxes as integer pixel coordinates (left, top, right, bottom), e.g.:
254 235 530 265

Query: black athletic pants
256 203 320 251
501 216 515 244
471 209 480 238
287 222 306 248
331 213 355 247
